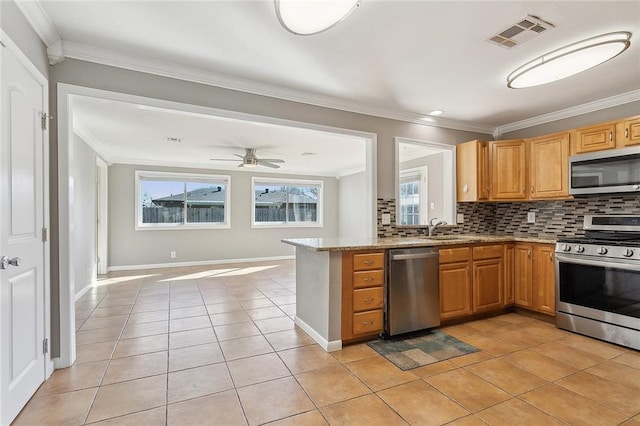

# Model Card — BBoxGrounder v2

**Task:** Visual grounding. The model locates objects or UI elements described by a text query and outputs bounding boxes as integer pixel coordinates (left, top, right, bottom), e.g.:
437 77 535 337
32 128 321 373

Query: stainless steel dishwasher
384 247 440 337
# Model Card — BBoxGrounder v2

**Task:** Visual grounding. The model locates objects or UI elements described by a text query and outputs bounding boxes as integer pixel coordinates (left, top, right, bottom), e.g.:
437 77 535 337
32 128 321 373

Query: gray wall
338 172 367 239
49 59 491 200
71 134 97 296
0 1 49 76
108 164 339 268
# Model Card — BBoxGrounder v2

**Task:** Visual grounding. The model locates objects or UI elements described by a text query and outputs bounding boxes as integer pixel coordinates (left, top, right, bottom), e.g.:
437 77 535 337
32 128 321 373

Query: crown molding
13 0 60 48
72 121 113 164
60 41 495 135
495 89 640 137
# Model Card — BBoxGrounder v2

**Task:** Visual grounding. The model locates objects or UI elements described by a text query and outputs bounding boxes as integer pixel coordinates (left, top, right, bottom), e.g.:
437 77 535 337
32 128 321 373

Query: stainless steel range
555 215 640 350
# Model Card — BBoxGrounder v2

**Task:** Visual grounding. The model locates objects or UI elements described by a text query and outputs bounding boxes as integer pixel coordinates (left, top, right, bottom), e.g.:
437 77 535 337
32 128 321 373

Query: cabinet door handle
363 297 374 302
528 250 531 258
609 131 613 142
549 252 553 261
363 260 374 265
364 277 374 282
362 320 374 326
531 185 534 194
626 128 629 138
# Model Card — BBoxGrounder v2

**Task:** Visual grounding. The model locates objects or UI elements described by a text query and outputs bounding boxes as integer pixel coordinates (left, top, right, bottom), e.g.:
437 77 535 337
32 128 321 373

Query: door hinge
41 113 53 130
42 227 48 242
43 338 49 354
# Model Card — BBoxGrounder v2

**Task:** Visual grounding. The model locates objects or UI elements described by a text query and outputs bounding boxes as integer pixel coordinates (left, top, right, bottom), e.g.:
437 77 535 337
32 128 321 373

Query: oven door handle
555 253 640 272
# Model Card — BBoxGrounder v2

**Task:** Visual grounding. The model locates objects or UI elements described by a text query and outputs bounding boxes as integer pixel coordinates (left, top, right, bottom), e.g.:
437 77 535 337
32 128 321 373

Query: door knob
1 256 21 269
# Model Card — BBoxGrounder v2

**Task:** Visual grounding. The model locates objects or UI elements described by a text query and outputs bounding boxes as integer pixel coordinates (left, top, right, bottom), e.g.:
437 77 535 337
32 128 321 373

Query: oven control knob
561 244 571 252
597 247 608 255
623 248 634 257
634 184 640 190
575 245 585 253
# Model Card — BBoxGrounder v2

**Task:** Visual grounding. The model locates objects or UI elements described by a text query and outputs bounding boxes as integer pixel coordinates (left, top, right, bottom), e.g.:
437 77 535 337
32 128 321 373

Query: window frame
398 167 428 226
135 170 231 231
251 177 323 228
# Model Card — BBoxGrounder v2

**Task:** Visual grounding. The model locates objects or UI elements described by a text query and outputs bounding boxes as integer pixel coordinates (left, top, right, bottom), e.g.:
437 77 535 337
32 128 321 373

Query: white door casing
0 32 51 425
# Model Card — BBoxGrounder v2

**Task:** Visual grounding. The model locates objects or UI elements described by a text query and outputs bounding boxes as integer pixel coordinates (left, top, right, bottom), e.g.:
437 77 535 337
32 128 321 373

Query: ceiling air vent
488 15 555 49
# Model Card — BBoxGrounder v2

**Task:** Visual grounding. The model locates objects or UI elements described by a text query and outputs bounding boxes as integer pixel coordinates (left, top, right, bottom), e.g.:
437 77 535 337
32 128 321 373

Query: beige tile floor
14 260 640 425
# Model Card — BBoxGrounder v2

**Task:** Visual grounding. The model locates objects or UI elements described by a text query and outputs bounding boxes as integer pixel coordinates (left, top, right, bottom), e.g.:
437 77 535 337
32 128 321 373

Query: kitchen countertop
281 234 557 251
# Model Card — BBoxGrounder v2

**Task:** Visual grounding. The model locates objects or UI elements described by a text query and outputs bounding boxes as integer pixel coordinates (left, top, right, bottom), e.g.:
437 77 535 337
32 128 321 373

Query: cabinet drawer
353 270 384 288
439 247 470 264
353 252 385 271
353 287 383 312
352 310 383 335
473 245 503 260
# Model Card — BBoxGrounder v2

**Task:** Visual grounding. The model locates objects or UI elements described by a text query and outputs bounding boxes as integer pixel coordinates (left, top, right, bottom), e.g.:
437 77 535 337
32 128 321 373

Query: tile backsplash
377 194 640 239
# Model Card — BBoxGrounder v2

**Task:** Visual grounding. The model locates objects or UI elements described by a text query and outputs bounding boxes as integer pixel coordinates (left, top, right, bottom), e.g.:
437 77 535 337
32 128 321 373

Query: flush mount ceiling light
507 31 632 89
275 0 360 35
429 110 444 116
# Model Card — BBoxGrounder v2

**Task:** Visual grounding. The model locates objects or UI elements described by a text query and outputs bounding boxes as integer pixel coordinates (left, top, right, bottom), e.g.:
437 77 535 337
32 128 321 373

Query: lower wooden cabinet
532 244 555 315
439 244 504 320
439 259 472 320
341 250 385 342
503 244 515 306
514 243 555 315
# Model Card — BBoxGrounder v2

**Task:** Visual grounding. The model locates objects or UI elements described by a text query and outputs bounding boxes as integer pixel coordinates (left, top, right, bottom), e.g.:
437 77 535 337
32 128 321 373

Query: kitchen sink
422 235 468 241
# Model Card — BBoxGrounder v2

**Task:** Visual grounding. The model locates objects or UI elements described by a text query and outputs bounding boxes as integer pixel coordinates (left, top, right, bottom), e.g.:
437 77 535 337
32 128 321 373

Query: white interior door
1 41 47 425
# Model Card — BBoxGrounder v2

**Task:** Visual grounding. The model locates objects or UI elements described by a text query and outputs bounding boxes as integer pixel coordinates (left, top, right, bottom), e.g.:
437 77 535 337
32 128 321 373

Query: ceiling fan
210 148 285 169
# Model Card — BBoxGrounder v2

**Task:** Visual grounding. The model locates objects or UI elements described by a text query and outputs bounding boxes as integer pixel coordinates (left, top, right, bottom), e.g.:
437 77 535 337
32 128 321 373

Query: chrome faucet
428 217 447 236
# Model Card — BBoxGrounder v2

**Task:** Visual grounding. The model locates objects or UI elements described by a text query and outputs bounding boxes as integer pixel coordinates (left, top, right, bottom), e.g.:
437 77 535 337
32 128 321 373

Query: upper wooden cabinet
528 132 570 199
457 140 490 202
490 139 527 200
572 122 616 154
616 116 640 147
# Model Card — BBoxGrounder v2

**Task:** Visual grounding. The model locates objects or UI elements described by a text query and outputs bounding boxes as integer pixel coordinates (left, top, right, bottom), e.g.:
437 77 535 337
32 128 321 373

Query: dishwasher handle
390 251 438 261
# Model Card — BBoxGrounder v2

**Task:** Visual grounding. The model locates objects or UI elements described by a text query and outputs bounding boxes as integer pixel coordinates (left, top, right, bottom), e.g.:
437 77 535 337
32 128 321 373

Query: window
252 178 323 227
135 171 230 229
399 168 428 225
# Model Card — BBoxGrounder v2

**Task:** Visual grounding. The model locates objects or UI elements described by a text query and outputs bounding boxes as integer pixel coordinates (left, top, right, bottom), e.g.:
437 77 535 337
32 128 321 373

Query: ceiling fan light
275 0 360 35
507 31 631 89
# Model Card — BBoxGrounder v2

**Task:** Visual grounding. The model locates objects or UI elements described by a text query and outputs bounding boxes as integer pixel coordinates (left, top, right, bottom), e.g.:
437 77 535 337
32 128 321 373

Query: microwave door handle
556 253 640 272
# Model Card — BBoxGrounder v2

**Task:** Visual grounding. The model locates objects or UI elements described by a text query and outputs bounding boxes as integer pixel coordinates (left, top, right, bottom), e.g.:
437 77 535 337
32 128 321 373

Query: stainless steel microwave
569 146 640 195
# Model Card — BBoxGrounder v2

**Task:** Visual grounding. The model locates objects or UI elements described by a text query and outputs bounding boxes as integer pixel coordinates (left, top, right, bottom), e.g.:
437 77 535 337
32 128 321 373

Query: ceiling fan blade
210 158 242 161
257 160 280 169
234 154 245 159
237 163 245 168
257 158 285 163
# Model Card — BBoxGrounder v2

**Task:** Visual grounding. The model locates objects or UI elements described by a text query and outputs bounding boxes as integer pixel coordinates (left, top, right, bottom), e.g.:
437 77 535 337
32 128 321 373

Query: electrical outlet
381 213 391 225
170 251 177 259
457 213 464 224
527 212 536 223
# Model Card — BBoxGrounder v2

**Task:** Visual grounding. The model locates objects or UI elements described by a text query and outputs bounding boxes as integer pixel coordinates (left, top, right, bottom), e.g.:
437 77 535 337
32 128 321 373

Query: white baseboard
107 255 295 272
294 316 342 352
74 282 93 301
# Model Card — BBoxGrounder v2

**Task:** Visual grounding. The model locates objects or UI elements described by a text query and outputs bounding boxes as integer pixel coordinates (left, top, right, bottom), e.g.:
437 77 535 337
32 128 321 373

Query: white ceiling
72 95 368 177
22 1 640 174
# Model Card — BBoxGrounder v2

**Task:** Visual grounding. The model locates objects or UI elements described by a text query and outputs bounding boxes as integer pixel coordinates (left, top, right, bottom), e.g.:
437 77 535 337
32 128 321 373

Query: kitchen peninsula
282 234 555 352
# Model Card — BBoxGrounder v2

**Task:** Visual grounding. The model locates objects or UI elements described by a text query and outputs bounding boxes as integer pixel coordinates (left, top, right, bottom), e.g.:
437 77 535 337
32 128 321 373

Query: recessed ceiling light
429 110 444 116
507 31 632 89
275 0 360 35
166 137 182 143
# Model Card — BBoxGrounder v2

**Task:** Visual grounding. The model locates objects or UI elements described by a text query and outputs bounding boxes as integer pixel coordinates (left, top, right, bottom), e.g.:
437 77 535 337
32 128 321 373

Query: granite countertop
281 234 557 252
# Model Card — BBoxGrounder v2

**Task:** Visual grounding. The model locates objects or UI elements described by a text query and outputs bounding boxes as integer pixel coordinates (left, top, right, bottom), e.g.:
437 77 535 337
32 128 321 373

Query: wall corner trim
294 317 342 352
